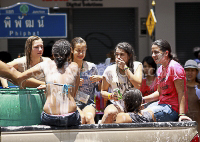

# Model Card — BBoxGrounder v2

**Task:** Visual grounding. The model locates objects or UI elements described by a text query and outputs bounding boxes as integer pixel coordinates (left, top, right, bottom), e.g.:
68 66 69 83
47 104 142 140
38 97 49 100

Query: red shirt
157 60 188 113
140 77 157 97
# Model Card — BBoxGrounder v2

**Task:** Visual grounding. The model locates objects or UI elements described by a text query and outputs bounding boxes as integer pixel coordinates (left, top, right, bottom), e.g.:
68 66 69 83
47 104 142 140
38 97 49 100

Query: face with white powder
151 44 166 65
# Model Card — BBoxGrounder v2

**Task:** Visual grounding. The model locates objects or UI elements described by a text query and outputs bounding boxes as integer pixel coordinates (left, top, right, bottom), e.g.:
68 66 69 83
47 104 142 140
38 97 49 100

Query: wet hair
25 36 42 70
52 39 71 68
193 47 200 58
142 56 157 75
70 37 87 61
171 52 180 63
115 42 136 73
152 39 173 59
123 89 142 113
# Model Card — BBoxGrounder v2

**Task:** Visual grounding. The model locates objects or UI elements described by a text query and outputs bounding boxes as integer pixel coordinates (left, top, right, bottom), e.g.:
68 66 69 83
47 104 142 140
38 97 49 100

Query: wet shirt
140 77 157 97
128 111 153 123
103 61 142 108
79 61 98 101
157 60 187 113
13 56 51 81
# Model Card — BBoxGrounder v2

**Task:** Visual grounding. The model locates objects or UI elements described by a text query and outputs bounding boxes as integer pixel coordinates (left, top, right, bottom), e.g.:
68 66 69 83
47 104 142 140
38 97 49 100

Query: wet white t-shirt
13 56 51 81
103 61 142 109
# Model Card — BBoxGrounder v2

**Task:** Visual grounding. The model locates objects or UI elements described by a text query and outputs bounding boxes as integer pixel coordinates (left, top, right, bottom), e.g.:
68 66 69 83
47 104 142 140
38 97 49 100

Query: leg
77 106 86 124
82 105 96 124
146 103 178 122
101 104 121 124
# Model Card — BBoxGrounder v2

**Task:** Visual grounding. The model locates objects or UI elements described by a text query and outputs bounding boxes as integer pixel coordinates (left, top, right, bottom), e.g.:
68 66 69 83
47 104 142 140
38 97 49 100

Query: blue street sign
0 2 67 38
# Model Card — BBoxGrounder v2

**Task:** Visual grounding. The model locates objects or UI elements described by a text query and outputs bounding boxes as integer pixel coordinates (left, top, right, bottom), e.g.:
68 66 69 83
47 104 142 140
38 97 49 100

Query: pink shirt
157 60 187 113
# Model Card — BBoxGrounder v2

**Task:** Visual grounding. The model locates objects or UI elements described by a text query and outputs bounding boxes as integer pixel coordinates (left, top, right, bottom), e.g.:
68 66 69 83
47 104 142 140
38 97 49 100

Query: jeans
147 101 178 122
41 110 80 127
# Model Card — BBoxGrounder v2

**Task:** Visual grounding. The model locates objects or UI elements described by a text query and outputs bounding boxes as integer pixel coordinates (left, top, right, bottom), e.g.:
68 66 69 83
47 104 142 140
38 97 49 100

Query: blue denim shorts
147 101 178 122
41 110 81 127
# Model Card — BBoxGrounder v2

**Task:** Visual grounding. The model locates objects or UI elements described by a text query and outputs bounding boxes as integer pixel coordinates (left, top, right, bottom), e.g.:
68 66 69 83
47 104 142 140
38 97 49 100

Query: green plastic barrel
0 88 45 127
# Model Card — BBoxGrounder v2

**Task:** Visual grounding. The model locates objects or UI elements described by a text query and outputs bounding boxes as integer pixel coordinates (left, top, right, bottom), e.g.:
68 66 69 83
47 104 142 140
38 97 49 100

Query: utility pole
151 0 156 41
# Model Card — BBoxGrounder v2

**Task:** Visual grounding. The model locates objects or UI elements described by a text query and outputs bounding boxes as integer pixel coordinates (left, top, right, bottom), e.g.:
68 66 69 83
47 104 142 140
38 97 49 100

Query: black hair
142 56 157 75
123 89 142 113
193 47 200 58
52 39 71 68
152 39 173 59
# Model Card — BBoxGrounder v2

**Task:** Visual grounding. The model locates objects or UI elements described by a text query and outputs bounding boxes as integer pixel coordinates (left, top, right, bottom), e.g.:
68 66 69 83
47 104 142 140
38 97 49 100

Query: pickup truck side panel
1 121 198 142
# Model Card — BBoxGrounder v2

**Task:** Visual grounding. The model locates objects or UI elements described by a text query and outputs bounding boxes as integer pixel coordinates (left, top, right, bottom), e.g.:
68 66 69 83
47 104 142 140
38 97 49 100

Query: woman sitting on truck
101 42 143 124
116 89 156 123
142 39 192 122
1 36 51 88
71 37 102 124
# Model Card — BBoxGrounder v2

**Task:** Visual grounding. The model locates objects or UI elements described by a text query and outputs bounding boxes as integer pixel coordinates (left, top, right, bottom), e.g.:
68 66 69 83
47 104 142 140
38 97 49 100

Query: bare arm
0 77 9 88
0 61 44 88
74 72 80 98
101 76 112 100
142 90 160 104
116 113 132 123
17 64 43 87
22 78 45 88
175 79 192 121
124 64 143 89
0 60 19 87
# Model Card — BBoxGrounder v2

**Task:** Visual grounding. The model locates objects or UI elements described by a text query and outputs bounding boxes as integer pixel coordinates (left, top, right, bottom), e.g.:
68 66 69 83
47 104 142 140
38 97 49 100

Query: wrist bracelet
178 113 186 116
124 67 129 71
108 93 111 100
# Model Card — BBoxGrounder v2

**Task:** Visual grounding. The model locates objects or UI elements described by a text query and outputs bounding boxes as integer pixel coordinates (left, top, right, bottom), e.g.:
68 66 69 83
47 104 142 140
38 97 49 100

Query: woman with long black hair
101 42 143 123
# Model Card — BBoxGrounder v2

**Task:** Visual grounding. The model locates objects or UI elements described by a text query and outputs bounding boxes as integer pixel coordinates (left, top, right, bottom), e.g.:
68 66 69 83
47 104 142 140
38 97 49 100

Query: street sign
146 9 157 36
0 2 67 38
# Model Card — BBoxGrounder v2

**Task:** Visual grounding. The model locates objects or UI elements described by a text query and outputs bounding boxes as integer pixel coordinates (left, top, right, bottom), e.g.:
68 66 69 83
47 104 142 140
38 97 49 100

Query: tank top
128 111 153 123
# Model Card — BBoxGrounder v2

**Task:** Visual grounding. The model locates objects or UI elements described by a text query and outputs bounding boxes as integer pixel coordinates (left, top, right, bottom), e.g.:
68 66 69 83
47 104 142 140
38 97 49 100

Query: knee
85 112 94 121
104 105 118 115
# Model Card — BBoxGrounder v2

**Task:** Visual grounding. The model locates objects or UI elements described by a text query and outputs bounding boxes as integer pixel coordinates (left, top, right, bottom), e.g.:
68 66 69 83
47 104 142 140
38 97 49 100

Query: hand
89 75 102 83
79 78 84 86
37 85 46 90
178 115 192 122
116 58 126 70
113 92 119 101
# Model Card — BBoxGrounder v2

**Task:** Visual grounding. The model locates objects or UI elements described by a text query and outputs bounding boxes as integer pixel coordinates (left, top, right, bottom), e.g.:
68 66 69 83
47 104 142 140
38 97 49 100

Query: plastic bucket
0 88 45 126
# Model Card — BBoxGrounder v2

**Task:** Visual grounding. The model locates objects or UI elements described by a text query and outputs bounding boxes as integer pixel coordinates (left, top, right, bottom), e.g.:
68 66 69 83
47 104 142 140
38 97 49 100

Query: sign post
0 2 67 38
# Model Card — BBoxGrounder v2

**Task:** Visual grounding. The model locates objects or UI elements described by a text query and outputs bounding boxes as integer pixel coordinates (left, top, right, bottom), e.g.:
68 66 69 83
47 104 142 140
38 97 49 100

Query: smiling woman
71 37 102 124
143 39 191 122
1 36 51 88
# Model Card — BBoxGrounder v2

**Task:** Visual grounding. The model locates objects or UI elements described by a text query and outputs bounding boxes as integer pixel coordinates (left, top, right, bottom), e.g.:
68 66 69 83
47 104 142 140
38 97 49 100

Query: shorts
41 110 81 127
147 101 178 122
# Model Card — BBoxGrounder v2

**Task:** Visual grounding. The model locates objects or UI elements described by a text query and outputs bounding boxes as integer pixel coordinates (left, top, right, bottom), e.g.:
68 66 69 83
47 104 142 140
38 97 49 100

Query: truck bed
1 121 198 142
